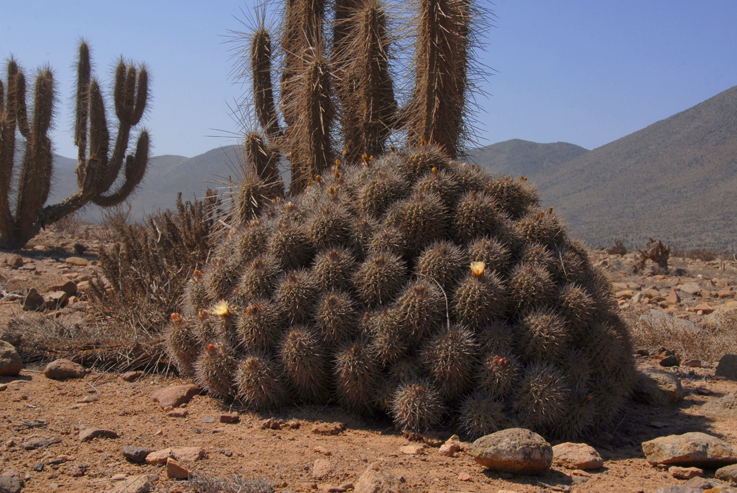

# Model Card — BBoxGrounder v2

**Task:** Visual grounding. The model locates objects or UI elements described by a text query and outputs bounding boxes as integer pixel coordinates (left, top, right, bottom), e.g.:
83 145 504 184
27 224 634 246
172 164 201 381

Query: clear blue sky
3 1 736 159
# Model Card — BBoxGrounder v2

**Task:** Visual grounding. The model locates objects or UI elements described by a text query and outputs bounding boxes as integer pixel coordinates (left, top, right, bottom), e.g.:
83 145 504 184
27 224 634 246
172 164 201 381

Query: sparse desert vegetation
2 1 737 492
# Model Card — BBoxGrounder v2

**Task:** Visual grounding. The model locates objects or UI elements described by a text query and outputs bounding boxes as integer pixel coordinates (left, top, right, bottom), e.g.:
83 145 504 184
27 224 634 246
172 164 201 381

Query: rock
44 358 85 379
660 354 681 367
681 282 702 296
65 256 88 266
49 281 78 295
23 288 45 311
0 384 6 391
641 310 701 333
6 254 23 267
76 280 94 295
314 446 332 455
471 428 553 474
260 418 282 430
716 463 737 482
151 384 200 408
0 474 22 493
439 435 463 457
642 432 737 466
45 290 69 309
701 390 737 419
312 422 345 435
654 487 703 493
694 303 714 314
22 435 62 450
684 476 714 489
121 371 143 382
354 464 404 493
400 444 426 455
123 446 154 463
669 466 703 479
167 408 188 418
145 448 173 465
79 428 118 442
166 458 191 479
0 340 22 376
716 355 737 380
171 446 206 462
632 368 685 405
457 472 472 481
705 301 737 327
219 412 240 423
666 289 681 304
110 475 153 493
313 459 333 480
552 442 604 470
682 359 701 368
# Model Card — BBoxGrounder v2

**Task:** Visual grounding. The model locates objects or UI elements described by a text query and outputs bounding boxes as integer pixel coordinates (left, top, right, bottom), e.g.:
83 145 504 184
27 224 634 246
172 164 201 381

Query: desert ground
2 222 737 493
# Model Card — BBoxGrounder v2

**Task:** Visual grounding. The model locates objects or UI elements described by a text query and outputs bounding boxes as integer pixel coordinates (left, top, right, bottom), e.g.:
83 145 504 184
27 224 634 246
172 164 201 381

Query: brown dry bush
189 473 274 493
81 190 225 370
625 310 737 364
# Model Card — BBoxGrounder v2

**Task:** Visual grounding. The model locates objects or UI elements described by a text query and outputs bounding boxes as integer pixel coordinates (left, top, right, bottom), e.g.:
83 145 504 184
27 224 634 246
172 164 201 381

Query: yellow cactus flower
471 261 485 277
213 300 230 317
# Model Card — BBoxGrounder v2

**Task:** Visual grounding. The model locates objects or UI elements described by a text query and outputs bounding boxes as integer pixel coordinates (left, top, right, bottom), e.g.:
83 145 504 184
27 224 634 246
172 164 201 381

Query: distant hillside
535 85 737 252
48 147 243 222
467 139 588 179
47 85 737 251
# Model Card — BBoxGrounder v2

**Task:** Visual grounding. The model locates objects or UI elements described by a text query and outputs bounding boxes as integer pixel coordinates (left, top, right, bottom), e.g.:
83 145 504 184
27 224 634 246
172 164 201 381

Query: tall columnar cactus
407 0 471 158
0 41 150 248
235 0 473 198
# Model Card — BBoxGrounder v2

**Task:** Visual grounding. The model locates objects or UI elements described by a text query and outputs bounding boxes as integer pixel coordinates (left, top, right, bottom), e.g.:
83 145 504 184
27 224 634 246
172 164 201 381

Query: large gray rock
632 368 685 405
701 390 737 419
0 340 22 376
716 355 737 380
642 432 737 467
354 463 405 493
471 428 553 474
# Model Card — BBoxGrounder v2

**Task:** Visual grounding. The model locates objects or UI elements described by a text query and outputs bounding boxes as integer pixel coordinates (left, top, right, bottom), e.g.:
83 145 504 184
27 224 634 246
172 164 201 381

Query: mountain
533 85 737 252
46 84 737 251
466 139 588 179
48 146 243 222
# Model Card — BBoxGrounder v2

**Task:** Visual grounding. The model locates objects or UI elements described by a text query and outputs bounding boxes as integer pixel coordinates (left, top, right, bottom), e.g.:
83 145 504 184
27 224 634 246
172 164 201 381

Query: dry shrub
189 473 274 493
671 247 722 262
625 310 737 364
2 312 162 372
607 238 627 256
81 191 225 370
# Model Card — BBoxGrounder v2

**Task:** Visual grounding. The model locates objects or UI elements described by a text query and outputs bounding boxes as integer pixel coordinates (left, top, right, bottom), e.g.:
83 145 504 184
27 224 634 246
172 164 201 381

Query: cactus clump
167 147 636 440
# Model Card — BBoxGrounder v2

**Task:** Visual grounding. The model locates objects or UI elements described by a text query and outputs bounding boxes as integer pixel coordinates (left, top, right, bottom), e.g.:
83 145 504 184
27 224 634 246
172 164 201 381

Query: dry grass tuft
189 473 274 493
625 309 737 364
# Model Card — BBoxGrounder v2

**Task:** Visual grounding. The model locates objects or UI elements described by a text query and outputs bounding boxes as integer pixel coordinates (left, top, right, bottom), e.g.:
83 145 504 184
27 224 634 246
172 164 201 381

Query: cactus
166 149 638 439
458 391 508 440
235 353 286 410
0 41 150 248
233 0 476 193
390 380 445 432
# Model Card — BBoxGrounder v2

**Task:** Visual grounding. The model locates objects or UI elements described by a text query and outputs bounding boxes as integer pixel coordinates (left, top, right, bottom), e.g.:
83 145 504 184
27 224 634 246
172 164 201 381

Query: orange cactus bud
431 166 437 175
206 344 216 352
171 312 183 323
